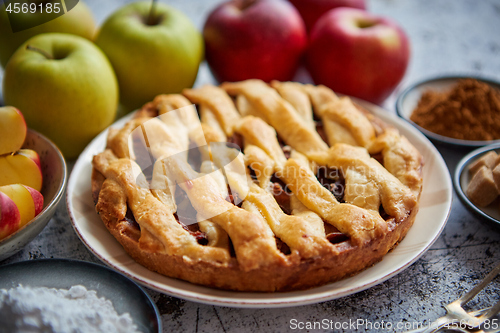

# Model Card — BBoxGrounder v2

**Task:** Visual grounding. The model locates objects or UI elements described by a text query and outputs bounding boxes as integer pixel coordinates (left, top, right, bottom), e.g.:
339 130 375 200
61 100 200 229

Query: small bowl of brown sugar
396 75 500 147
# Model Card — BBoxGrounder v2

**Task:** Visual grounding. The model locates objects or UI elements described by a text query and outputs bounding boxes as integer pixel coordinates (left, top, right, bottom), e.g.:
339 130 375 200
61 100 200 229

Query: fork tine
453 299 500 329
479 297 500 321
408 264 500 333
459 263 500 305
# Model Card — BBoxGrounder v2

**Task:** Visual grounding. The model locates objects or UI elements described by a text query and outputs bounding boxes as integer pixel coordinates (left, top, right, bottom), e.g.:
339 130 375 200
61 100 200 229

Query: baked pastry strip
342 167 381 212
139 115 193 211
368 128 424 196
93 150 231 264
244 183 336 259
197 217 230 249
243 145 275 188
282 156 388 246
147 94 192 113
113 96 233 254
195 162 230 250
326 144 418 221
146 104 247 251
141 116 190 159
144 96 262 260
209 145 250 200
107 117 151 159
163 157 286 271
270 81 315 130
235 94 269 122
302 84 339 111
289 195 326 237
304 84 375 148
183 85 241 136
221 80 329 156
234 116 287 170
301 84 353 146
140 94 202 142
189 123 226 163
287 151 327 237
286 150 332 237
140 94 203 148
198 106 227 142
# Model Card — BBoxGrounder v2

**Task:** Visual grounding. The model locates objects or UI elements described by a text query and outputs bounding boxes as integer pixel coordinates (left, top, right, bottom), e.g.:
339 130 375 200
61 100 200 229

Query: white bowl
396 75 500 148
0 129 67 261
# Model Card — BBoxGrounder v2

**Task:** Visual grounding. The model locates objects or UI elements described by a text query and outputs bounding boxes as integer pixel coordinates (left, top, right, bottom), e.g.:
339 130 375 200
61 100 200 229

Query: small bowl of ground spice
396 75 500 147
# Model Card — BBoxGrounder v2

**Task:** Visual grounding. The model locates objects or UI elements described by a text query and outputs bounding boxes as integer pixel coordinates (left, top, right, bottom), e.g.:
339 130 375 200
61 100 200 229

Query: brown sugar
410 79 500 141
467 165 499 207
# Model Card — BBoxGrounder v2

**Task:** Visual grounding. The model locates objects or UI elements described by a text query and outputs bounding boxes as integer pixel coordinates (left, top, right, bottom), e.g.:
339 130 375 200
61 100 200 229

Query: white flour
0 285 140 333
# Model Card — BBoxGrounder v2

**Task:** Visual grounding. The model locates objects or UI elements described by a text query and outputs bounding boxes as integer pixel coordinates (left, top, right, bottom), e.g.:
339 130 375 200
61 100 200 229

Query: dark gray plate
0 259 161 332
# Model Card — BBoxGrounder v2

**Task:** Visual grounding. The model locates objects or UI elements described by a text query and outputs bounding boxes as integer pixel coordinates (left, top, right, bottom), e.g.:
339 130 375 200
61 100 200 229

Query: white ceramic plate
455 143 500 226
67 101 452 308
396 75 500 148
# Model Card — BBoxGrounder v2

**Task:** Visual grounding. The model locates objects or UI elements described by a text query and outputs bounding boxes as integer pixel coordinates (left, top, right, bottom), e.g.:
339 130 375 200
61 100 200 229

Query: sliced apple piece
24 185 44 216
0 184 42 228
0 106 27 156
0 149 43 191
0 191 21 240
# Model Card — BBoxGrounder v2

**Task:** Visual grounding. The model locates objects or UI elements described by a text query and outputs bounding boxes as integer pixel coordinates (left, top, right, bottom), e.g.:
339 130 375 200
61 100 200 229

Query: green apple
95 1 203 113
0 0 96 68
3 33 118 159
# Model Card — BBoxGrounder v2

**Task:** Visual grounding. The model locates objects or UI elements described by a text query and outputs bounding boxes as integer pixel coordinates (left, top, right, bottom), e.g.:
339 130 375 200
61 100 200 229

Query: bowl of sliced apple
0 107 67 261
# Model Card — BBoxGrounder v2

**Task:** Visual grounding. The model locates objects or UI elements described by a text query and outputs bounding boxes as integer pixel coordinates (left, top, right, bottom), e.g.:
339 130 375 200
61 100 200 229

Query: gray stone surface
1 0 500 332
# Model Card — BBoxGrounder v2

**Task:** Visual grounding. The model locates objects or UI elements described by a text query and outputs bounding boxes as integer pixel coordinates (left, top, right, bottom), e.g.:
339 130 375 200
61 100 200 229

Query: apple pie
91 80 423 292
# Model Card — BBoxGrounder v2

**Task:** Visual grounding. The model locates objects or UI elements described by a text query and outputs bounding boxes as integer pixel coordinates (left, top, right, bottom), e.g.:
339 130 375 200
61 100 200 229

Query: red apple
305 8 410 105
203 0 307 82
289 0 366 32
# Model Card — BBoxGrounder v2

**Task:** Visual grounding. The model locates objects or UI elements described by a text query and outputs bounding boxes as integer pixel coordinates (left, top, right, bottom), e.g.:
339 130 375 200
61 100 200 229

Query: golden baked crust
91 80 423 292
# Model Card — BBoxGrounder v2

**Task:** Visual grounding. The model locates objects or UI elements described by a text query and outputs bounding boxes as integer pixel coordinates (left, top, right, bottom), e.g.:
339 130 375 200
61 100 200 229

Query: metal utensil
406 263 500 333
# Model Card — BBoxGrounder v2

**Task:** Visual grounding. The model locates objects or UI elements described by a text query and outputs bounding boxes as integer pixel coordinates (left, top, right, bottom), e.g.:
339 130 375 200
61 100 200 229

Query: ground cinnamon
410 79 500 141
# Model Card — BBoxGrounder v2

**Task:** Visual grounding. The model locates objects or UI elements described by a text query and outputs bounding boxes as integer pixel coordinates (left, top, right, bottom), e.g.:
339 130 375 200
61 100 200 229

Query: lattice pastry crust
91 80 423 292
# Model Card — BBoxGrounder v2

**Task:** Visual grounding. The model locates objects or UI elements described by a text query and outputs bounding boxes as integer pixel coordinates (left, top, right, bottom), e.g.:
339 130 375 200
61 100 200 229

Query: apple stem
147 0 158 25
26 45 53 60
240 0 257 10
